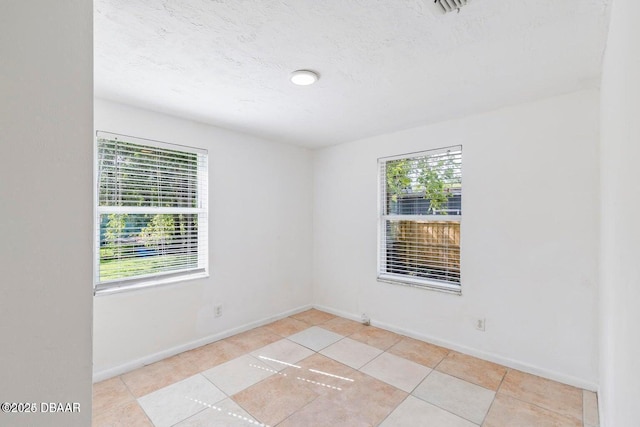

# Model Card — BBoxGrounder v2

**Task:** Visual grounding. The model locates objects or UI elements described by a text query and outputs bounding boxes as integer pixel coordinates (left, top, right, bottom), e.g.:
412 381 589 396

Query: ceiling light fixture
429 0 471 14
290 70 319 86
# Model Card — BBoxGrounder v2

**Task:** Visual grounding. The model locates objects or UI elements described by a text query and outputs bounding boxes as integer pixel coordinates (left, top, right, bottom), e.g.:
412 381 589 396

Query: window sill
94 270 208 296
377 273 461 295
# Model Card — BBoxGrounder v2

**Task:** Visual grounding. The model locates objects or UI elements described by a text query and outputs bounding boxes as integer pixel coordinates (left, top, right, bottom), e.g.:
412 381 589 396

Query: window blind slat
96 132 208 288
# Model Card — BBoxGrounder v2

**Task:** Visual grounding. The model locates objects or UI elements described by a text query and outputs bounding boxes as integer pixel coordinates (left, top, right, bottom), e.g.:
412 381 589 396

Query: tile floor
93 309 600 427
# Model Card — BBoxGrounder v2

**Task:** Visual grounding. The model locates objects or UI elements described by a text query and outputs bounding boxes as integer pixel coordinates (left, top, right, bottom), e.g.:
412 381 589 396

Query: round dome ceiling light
290 69 319 86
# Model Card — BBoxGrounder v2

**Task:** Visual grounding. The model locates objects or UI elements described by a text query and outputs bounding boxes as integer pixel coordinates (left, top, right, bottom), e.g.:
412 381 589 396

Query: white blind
379 146 462 289
95 132 208 289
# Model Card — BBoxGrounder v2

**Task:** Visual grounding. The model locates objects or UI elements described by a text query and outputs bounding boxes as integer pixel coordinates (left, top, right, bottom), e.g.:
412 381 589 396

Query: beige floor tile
320 317 366 336
436 351 507 390
222 326 282 353
290 308 336 325
92 400 153 427
285 353 359 397
327 371 408 426
283 359 360 404
178 340 245 372
320 337 383 369
202 354 275 396
349 326 402 350
295 352 358 378
232 372 320 426
250 338 315 370
278 360 404 426
413 370 494 424
484 394 581 427
388 337 450 368
121 355 200 398
498 369 583 422
360 352 431 392
263 317 310 337
175 398 259 427
583 390 599 426
380 395 477 427
138 374 227 427
138 374 226 427
278 395 370 427
287 326 344 352
92 376 135 415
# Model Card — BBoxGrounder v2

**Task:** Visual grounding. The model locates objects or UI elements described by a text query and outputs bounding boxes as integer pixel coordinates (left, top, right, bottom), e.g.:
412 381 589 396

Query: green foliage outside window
385 150 459 214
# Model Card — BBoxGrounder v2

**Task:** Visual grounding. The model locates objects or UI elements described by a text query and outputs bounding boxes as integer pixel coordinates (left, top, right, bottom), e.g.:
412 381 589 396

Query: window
378 146 462 293
95 132 208 294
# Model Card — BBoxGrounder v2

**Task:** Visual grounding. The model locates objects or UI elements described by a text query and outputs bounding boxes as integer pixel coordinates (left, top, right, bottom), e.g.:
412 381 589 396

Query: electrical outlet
475 318 486 331
214 304 222 318
361 313 370 326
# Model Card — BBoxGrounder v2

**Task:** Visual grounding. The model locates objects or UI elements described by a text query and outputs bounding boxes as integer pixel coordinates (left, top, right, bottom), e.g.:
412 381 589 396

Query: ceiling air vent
430 0 471 14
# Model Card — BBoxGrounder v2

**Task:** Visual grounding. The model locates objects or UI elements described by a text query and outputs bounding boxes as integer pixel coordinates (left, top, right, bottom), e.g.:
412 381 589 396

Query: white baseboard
313 304 598 391
92 304 312 383
312 304 362 323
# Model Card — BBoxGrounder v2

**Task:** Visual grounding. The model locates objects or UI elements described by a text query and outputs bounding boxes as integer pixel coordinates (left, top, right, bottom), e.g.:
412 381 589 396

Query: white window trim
93 131 209 295
377 146 462 294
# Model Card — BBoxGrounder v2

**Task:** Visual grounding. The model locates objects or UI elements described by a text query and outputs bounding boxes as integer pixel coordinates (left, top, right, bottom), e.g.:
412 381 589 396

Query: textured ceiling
95 0 611 148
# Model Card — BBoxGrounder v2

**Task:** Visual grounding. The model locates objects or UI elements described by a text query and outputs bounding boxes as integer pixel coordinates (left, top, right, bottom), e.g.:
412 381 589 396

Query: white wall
0 1 93 426
599 0 640 425
93 99 313 377
313 90 600 388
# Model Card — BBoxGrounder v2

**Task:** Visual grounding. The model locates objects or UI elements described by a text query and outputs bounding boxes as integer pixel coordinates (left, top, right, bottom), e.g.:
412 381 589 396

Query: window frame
93 131 209 295
377 146 462 294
